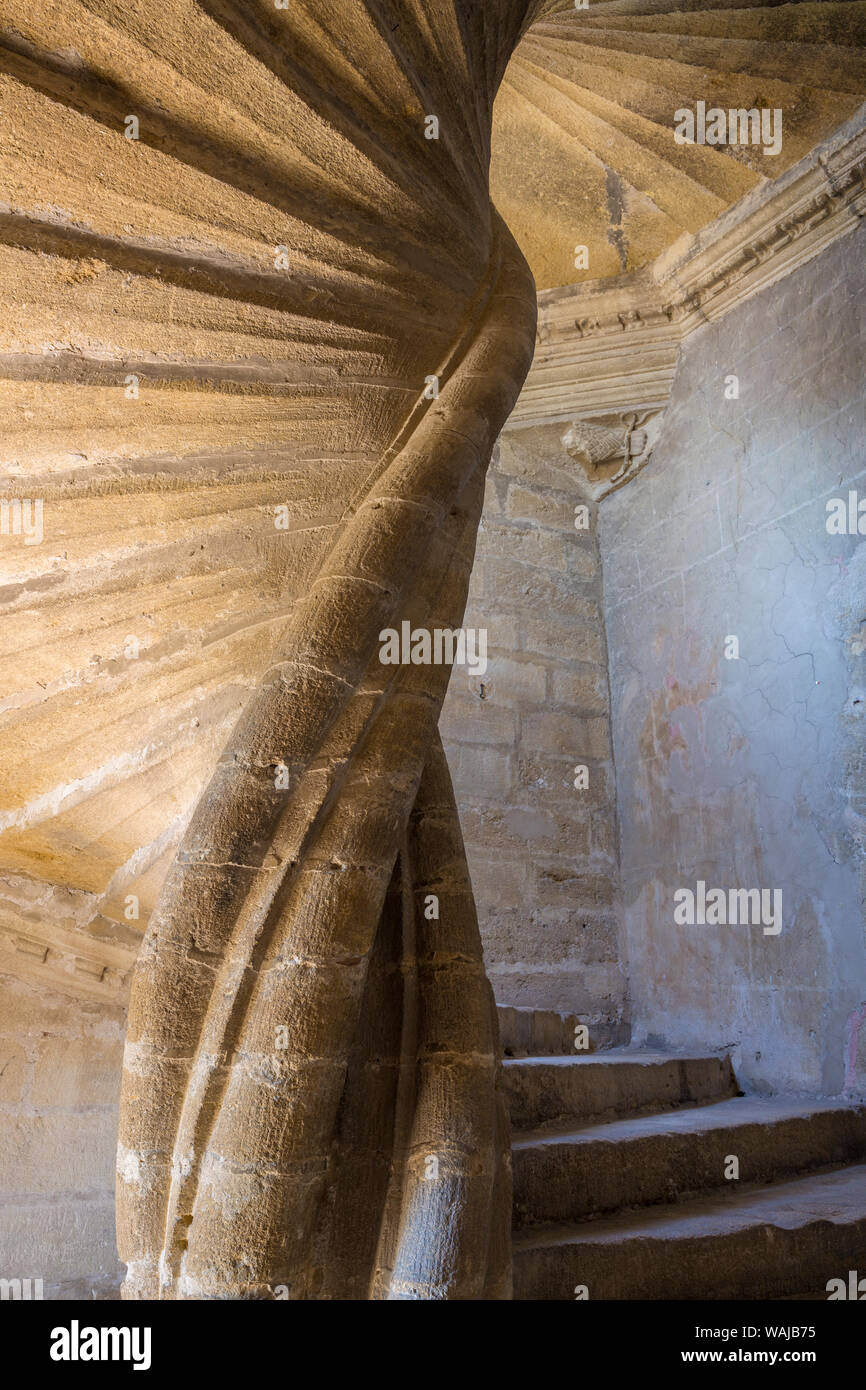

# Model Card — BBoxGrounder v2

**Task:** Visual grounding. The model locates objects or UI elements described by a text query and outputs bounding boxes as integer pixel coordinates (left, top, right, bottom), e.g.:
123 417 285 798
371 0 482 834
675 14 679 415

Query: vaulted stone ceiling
494 0 866 287
0 0 864 989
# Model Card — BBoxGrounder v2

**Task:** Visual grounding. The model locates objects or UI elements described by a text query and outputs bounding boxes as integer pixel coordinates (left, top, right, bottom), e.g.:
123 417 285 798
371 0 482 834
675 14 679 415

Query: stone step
512 1164 866 1300
503 1051 739 1130
512 1096 866 1228
497 1005 628 1058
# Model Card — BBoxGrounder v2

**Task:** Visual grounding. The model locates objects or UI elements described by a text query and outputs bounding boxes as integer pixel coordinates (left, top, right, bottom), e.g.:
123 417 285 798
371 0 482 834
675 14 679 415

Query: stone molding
0 914 136 1002
511 105 866 428
0 881 137 1003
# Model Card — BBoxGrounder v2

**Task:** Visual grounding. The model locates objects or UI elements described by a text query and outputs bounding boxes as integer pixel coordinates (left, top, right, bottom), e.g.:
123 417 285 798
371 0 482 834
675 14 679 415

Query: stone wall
0 973 124 1297
600 222 866 1096
441 428 628 1042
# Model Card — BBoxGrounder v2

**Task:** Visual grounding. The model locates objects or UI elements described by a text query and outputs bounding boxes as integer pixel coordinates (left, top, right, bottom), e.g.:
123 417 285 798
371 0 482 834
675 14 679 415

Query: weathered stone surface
444 445 625 1024
70 0 552 1302
1 0 865 1302
0 972 126 1296
502 1052 738 1130
601 223 866 1098
513 1097 866 1226
491 5 866 291
507 1011 866 1302
513 1164 866 1300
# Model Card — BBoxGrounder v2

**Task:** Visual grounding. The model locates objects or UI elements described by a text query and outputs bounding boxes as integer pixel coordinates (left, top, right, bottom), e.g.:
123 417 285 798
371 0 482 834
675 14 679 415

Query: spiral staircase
0 0 864 1298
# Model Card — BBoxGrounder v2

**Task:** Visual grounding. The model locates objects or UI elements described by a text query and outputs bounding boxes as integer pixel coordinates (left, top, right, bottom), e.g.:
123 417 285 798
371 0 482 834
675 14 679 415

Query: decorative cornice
510 106 866 427
0 882 138 1003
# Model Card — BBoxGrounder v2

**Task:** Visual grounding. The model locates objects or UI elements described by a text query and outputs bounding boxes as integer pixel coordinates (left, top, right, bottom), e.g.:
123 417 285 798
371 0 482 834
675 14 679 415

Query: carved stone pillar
54 0 561 1300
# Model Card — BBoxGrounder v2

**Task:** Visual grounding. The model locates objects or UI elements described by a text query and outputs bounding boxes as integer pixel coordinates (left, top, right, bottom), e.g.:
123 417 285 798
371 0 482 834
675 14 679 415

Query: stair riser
497 1007 628 1058
504 1056 738 1130
513 1112 866 1226
514 1217 866 1300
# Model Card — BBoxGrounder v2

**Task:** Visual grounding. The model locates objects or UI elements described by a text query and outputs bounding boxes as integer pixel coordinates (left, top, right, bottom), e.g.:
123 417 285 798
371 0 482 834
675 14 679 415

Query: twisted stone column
107 0 556 1299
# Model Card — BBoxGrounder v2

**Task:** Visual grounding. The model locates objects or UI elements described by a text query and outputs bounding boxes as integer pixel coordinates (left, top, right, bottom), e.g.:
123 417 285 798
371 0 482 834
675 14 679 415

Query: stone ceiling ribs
492 0 866 288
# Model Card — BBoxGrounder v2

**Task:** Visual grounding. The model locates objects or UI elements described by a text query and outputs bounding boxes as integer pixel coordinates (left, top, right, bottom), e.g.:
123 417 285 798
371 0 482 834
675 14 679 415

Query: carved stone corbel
561 407 664 499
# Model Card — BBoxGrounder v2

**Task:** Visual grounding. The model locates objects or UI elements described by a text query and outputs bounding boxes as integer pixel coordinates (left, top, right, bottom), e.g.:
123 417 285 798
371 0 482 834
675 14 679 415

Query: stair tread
503 1051 727 1070
513 1095 866 1149
513 1163 866 1251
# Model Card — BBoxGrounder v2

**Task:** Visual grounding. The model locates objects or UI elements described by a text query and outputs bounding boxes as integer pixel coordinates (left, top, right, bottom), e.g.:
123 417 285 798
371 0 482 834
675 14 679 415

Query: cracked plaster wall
601 222 866 1096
